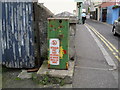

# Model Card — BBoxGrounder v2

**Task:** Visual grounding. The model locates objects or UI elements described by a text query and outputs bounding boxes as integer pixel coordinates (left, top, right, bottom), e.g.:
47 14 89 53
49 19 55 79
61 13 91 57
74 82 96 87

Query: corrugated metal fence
0 2 2 64
1 2 35 68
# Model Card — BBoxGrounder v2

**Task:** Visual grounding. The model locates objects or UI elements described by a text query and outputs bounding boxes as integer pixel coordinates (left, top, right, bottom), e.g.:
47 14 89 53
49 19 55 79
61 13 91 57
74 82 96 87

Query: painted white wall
96 7 101 21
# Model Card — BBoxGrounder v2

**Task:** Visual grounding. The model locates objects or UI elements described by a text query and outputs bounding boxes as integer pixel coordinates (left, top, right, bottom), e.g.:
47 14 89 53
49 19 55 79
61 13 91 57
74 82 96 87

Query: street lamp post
77 2 82 24
75 0 84 24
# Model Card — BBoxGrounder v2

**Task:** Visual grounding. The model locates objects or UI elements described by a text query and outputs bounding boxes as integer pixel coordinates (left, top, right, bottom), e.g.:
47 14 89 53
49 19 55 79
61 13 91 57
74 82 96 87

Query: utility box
48 18 69 70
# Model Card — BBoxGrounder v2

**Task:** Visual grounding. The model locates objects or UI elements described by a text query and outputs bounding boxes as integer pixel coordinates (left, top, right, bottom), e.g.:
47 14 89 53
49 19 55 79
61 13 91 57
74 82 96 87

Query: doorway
95 8 98 20
102 8 107 22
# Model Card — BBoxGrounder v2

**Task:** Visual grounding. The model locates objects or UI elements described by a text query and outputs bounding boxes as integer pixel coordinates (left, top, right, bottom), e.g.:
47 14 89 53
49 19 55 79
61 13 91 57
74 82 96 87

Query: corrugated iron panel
1 0 37 2
1 2 35 68
0 2 2 64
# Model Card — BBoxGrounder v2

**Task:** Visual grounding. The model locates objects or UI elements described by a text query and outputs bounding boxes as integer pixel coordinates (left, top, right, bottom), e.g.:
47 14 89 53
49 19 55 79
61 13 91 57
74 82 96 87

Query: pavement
2 68 42 88
73 24 118 88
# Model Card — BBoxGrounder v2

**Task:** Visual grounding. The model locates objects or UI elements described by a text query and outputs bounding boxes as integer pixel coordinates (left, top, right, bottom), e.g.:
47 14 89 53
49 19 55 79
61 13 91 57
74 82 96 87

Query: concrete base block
43 84 72 88
37 60 75 84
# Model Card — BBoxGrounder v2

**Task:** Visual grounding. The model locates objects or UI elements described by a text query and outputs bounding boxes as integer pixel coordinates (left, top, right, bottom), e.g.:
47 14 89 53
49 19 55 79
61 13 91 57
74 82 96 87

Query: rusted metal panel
1 2 35 68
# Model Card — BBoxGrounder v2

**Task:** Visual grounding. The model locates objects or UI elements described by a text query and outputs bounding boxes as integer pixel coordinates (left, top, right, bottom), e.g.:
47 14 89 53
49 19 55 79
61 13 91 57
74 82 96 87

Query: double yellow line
85 23 120 62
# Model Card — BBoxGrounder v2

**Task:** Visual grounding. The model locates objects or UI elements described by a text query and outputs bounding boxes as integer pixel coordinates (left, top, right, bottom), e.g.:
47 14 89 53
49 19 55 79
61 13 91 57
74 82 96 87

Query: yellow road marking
93 27 119 54
113 52 116 55
85 24 120 62
115 56 120 61
92 29 114 52
86 24 120 54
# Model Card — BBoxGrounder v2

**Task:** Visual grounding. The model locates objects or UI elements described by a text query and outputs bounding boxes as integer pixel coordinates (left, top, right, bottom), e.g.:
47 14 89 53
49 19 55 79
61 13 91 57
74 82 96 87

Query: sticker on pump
49 39 60 65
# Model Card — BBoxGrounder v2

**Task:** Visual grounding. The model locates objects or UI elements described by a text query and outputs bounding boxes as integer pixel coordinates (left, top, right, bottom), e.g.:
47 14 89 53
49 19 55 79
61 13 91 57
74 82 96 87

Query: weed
2 66 8 73
31 73 39 84
60 79 65 86
39 75 50 85
31 73 65 86
15 77 21 80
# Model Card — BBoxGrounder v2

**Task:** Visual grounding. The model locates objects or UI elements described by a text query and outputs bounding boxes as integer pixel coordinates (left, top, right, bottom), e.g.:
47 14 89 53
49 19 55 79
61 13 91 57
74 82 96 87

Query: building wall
100 2 120 24
107 5 120 24
100 8 102 22
95 7 101 21
112 8 120 23
35 3 53 60
107 6 113 24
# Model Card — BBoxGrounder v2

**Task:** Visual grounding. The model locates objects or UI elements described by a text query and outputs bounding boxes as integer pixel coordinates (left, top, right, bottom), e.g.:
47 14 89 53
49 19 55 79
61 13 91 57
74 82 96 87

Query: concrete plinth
37 60 75 84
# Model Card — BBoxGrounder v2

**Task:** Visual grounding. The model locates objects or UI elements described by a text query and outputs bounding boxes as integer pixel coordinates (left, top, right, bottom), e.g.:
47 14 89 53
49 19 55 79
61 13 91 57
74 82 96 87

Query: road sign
49 39 60 65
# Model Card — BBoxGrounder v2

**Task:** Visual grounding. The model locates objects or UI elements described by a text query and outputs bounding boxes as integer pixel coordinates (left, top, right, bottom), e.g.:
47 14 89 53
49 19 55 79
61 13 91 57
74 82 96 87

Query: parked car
112 17 120 36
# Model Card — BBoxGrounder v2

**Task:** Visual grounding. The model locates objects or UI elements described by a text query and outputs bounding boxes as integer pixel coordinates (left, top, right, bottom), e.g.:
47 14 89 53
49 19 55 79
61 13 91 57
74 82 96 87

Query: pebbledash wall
107 5 120 24
0 1 53 68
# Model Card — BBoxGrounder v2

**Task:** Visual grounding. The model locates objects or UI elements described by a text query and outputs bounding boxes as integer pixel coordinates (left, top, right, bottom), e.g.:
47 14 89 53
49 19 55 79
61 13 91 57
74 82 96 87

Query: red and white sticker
49 39 60 65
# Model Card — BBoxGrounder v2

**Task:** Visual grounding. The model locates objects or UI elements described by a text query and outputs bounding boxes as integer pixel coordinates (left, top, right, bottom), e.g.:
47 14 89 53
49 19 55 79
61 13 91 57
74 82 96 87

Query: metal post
75 0 83 24
80 2 83 24
77 2 83 24
78 3 81 24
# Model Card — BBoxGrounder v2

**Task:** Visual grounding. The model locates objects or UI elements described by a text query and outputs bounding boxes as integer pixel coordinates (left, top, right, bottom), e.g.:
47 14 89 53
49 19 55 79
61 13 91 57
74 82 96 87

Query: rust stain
50 25 53 27
59 25 63 28
59 34 64 38
66 62 68 70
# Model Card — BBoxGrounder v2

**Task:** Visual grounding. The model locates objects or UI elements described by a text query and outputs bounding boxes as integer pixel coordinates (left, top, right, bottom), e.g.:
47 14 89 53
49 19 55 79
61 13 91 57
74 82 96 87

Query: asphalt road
86 19 119 48
86 19 120 64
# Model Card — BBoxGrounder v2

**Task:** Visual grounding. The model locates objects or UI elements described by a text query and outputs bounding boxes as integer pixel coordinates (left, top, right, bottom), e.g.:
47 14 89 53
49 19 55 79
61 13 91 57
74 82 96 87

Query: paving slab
18 70 32 79
73 67 118 88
